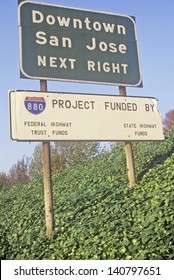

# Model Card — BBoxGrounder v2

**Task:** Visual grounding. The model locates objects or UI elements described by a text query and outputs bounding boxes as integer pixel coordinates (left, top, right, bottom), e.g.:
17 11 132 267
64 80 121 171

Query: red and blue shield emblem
24 96 46 114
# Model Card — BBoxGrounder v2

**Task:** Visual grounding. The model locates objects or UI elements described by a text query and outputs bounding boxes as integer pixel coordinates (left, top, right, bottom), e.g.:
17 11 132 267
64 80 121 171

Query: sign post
119 86 136 187
125 142 136 187
40 80 54 236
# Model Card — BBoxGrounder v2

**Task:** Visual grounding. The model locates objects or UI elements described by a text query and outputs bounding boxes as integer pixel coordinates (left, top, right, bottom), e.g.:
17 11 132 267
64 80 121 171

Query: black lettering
78 101 84 109
65 100 71 108
72 101 78 109
52 99 58 108
52 130 68 135
104 102 137 111
91 101 95 109
135 131 148 136
132 103 137 111
14 269 18 276
59 100 64 108
84 101 89 109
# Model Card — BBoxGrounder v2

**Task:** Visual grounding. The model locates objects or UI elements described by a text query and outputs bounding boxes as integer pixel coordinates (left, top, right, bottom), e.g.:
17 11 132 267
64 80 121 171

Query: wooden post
119 86 136 187
125 141 136 187
40 80 54 236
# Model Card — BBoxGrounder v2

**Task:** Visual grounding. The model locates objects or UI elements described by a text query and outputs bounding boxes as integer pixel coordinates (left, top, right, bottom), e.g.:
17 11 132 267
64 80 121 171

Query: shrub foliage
0 128 174 260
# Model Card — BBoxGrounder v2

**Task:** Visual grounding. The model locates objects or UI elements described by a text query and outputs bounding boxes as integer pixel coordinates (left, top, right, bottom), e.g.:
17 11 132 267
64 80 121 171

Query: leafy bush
0 128 174 259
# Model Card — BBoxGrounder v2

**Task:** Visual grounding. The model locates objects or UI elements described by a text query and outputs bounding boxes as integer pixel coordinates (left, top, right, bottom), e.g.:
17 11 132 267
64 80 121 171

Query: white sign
9 91 164 141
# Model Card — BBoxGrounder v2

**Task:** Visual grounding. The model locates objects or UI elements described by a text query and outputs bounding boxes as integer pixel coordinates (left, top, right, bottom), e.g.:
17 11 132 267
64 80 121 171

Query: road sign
18 1 142 86
24 96 46 114
9 91 164 141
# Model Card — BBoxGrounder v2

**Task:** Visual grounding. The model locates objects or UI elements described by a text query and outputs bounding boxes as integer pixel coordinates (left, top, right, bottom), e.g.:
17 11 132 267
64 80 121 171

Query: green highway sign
18 1 142 86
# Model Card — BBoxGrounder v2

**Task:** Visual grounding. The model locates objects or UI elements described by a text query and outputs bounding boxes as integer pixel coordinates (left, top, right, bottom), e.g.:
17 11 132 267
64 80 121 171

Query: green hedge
0 128 174 259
